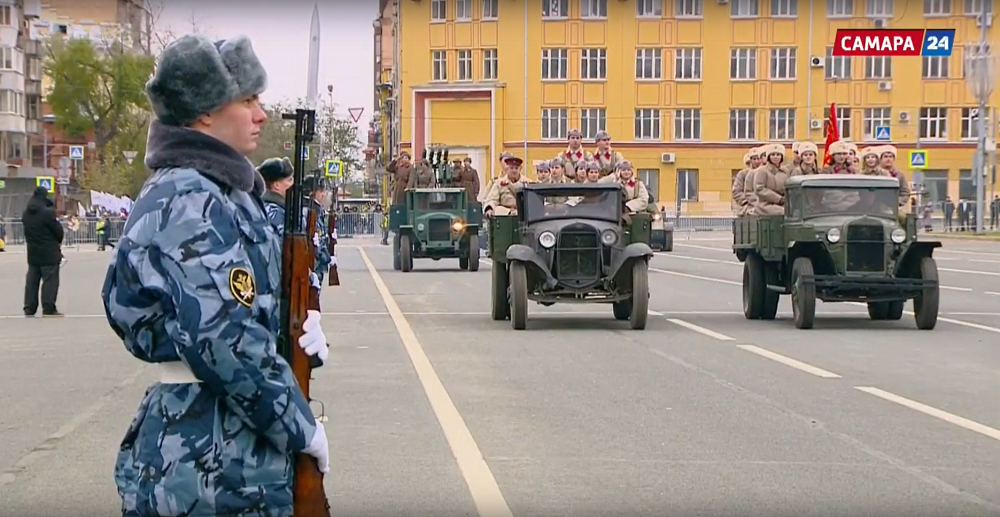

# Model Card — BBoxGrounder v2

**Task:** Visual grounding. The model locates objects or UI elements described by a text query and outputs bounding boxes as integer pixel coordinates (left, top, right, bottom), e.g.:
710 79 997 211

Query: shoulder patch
228 267 256 307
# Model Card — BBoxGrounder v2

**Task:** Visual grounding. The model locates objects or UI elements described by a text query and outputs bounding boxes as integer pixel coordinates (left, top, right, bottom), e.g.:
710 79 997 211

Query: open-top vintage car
733 174 941 330
389 187 482 272
487 182 654 330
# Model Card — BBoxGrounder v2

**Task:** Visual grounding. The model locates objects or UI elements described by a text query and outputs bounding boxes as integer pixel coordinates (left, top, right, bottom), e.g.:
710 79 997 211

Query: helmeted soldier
749 143 790 215
821 140 857 174
878 145 911 207
558 128 592 170
789 142 821 176
102 33 330 517
484 155 530 215
592 130 624 176
535 160 552 183
549 157 566 183
387 150 415 204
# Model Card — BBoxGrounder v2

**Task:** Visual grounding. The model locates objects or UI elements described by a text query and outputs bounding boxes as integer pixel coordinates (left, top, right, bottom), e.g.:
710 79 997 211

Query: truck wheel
867 302 889 320
913 257 939 330
491 261 509 321
467 234 480 272
509 261 528 330
612 301 631 320
791 257 816 329
459 256 469 270
392 234 401 271
400 234 413 272
885 301 904 320
629 260 650 330
663 231 673 252
760 264 780 321
742 254 766 320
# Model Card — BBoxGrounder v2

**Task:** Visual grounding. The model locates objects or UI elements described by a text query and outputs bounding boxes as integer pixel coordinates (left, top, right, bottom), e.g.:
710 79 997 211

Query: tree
248 99 364 183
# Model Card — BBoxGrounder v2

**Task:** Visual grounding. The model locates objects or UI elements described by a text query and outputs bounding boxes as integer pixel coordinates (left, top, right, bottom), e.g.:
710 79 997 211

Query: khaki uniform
484 176 530 215
413 163 435 188
886 167 911 207
387 160 415 204
457 165 481 200
820 162 858 175
789 163 820 177
558 147 592 171
732 167 751 213
599 172 649 212
749 164 789 215
593 148 624 177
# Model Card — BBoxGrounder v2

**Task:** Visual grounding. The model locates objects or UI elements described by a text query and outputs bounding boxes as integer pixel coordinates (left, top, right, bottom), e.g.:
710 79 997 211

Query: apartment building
389 0 998 212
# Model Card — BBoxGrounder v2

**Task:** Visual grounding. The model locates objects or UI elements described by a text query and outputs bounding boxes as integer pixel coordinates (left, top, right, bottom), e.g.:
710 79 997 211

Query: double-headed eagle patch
228 267 256 307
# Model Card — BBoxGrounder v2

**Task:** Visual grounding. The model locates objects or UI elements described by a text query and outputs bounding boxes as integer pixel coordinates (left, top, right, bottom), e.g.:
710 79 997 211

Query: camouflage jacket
307 198 331 282
262 190 286 236
102 120 317 517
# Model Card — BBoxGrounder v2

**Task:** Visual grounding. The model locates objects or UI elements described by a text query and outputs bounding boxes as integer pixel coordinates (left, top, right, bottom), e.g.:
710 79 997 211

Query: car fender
506 244 557 288
894 241 941 277
609 242 654 279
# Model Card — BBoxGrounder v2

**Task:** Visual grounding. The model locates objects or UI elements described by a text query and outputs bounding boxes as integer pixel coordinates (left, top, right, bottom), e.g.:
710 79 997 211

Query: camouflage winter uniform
306 197 331 283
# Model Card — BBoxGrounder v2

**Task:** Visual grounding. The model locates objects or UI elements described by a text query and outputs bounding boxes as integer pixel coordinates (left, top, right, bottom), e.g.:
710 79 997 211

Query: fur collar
261 189 285 207
144 119 264 195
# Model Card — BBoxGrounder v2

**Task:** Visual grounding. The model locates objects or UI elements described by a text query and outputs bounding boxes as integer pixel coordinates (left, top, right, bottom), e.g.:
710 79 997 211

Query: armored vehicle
487 182 654 330
733 174 940 330
389 188 482 272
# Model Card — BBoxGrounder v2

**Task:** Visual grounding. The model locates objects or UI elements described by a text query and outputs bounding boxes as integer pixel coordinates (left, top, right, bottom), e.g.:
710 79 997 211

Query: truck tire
509 261 528 330
392 234 401 271
742 254 766 320
913 257 939 330
885 301 904 320
467 234 480 272
491 261 509 321
867 302 889 320
612 302 631 320
791 257 816 329
400 234 413 272
629 260 650 330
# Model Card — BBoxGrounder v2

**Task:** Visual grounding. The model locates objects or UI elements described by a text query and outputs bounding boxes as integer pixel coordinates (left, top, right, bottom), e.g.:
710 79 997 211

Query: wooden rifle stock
327 211 339 286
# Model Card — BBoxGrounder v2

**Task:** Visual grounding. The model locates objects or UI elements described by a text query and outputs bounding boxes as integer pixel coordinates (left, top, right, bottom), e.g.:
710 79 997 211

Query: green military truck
487 182 654 330
389 188 482 272
733 174 940 330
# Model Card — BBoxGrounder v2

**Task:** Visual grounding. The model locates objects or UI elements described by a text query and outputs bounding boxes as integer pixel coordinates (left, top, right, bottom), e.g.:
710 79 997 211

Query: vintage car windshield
801 187 898 218
523 189 620 223
415 192 462 210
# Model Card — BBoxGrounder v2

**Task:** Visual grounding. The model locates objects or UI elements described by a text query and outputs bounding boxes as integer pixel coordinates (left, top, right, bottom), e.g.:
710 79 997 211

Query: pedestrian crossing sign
324 159 343 178
874 126 891 141
36 176 54 193
908 150 928 169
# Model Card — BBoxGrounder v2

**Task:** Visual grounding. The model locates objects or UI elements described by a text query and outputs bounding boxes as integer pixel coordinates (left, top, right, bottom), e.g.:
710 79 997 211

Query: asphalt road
0 235 998 516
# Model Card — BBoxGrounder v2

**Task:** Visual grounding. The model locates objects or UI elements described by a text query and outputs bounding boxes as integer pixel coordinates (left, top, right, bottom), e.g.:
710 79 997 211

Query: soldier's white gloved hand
303 419 330 473
298 310 329 364
309 271 320 288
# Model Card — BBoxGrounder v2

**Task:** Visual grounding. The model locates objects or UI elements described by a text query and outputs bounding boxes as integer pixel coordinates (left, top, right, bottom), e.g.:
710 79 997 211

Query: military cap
535 161 550 172
257 157 293 183
845 142 859 154
743 152 752 164
798 142 819 155
791 142 801 153
828 140 850 154
550 157 565 167
880 145 897 157
616 160 633 170
399 150 411 158
594 130 611 141
302 175 328 192
567 128 582 138
146 34 267 127
499 151 514 161
765 143 786 156
503 155 523 166
586 161 601 171
575 160 589 170
860 146 881 158
463 156 472 163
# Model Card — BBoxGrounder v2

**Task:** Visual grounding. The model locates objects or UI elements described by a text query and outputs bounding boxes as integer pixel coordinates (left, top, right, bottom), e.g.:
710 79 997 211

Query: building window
825 47 852 79
867 0 893 16
731 0 759 16
0 90 24 115
865 56 891 78
921 171 949 204
771 0 798 16
543 0 568 18
924 0 951 15
769 108 796 140
7 134 23 161
0 47 22 71
770 48 796 79
959 170 978 198
823 106 852 139
922 56 948 78
675 0 702 16
863 107 891 140
27 96 40 120
730 48 756 79
457 50 472 80
482 0 498 18
828 0 853 16
674 108 701 140
919 107 948 139
961 107 990 139
456 0 472 20
581 0 607 18
635 48 662 79
675 48 702 79
542 48 568 80
581 48 607 80
542 108 569 140
581 108 607 139
482 49 498 80
677 169 699 201
0 6 11 26
635 109 661 140
730 109 756 140
432 50 447 81
638 0 663 16
28 57 41 80
964 0 992 15
637 169 660 200
431 0 446 21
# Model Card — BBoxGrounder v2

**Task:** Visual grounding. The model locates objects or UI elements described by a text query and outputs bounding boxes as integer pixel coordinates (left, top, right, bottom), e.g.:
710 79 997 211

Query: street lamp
963 40 998 235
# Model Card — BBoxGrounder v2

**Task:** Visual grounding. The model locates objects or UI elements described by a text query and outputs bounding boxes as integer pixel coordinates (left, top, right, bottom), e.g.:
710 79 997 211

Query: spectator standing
22 187 64 316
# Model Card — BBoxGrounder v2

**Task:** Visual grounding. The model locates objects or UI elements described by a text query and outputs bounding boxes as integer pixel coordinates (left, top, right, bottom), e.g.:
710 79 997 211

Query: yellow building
388 0 998 213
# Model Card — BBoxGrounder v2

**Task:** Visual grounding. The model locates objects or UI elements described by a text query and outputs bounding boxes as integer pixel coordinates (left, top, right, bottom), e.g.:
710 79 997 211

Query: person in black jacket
22 187 63 316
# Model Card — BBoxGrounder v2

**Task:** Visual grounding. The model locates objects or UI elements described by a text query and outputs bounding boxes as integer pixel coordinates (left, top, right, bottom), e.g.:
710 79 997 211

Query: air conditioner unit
809 119 823 130
809 56 824 68
717 0 729 4
977 14 993 27
873 18 889 28
878 81 892 91
899 111 911 122
660 152 676 164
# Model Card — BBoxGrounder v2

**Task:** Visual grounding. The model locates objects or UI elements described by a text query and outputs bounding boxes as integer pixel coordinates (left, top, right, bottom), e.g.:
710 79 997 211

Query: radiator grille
427 218 451 242
555 226 600 279
846 224 885 272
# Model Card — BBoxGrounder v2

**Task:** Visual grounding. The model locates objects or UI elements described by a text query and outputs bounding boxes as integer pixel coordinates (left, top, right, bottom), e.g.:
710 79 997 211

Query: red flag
823 103 839 166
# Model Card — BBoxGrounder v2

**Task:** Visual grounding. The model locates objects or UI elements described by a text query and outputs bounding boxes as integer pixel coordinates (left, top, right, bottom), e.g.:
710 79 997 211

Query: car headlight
600 229 618 246
826 228 841 243
653 213 661 220
417 223 425 231
452 221 465 231
538 231 556 248
890 228 906 243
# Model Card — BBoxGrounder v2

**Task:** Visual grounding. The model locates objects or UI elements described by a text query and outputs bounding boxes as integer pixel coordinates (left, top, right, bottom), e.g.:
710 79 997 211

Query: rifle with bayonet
280 107 332 517
327 208 339 286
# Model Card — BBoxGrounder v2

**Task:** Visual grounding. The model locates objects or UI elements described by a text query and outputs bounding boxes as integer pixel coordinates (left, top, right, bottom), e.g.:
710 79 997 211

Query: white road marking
946 312 1000 316
659 254 741 266
650 267 742 286
673 243 731 252
737 345 842 379
969 258 1000 265
845 302 1000 334
986 291 1000 297
666 318 735 341
937 249 998 257
939 267 1000 277
856 387 1000 442
940 286 973 292
358 248 514 517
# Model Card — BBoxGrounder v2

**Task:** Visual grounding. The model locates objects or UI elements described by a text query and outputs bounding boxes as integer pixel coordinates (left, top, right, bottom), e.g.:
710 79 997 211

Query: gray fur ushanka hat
146 34 267 127
257 157 293 183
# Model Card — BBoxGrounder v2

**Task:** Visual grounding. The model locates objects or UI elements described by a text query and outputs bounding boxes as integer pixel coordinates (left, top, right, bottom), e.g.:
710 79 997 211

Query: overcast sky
156 0 377 133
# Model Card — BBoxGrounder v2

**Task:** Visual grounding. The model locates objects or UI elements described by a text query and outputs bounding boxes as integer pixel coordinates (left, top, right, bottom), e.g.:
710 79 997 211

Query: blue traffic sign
324 159 343 178
921 29 955 57
69 145 85 160
36 176 54 193
908 150 928 169
874 126 891 141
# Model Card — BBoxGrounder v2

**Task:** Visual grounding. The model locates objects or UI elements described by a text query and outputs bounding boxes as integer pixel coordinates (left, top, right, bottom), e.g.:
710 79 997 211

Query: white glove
298 310 329 365
309 271 320 288
302 419 330 473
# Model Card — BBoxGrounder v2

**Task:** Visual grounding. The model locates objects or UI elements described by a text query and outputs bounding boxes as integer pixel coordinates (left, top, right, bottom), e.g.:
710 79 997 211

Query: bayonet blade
306 4 321 110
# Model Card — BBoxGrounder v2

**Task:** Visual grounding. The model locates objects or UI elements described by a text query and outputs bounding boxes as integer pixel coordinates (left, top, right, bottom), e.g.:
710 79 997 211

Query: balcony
25 82 40 95
23 39 41 57
25 119 40 134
